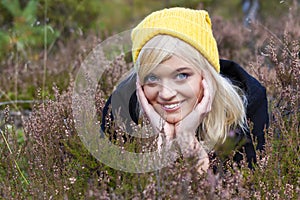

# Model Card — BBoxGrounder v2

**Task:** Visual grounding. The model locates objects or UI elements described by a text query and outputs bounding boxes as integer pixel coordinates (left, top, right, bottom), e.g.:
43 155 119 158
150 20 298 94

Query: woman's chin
165 116 182 124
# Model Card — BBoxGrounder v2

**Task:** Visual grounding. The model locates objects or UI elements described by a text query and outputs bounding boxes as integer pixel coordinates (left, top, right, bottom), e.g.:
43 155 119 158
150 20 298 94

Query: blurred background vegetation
0 0 294 108
0 1 299 199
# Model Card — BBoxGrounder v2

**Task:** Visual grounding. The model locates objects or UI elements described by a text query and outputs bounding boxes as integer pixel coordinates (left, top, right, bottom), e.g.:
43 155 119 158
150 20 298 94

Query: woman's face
142 56 204 124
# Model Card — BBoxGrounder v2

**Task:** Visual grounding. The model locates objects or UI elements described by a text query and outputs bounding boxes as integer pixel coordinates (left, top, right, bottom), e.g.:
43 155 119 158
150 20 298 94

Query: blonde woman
101 7 269 172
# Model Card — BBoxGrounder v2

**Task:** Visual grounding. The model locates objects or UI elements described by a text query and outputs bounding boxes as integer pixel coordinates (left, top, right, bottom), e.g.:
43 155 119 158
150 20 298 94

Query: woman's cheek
142 86 156 103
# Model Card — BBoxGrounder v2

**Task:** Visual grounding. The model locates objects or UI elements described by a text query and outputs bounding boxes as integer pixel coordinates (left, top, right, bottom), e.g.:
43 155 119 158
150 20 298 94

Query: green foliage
0 0 59 59
0 0 299 199
0 31 10 51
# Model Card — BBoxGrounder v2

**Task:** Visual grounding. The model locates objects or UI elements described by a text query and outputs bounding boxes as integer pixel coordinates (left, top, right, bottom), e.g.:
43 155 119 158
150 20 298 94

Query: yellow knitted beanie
131 7 220 73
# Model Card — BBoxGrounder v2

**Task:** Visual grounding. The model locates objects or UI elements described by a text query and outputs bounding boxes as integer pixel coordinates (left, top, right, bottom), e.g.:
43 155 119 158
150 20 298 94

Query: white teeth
163 103 180 109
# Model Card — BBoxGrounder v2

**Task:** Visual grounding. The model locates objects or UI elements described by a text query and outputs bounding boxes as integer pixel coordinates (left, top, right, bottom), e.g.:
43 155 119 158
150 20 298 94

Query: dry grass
0 3 299 200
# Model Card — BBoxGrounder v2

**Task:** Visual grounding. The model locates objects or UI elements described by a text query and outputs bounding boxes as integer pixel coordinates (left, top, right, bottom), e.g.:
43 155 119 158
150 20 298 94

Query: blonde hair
134 35 247 150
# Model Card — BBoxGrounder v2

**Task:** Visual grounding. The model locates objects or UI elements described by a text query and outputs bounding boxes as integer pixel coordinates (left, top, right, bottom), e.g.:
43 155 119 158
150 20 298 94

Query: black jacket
101 59 269 168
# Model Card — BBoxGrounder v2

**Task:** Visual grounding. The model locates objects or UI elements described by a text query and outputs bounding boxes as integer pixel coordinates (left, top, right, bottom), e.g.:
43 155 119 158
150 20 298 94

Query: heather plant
249 32 299 199
0 1 299 200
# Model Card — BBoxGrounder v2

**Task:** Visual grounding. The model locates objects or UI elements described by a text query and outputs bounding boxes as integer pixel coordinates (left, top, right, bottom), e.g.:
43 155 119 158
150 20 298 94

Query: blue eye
144 74 159 84
176 73 189 80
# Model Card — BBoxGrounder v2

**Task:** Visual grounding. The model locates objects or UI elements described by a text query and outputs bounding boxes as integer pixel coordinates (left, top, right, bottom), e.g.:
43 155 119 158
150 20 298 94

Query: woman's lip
161 101 182 112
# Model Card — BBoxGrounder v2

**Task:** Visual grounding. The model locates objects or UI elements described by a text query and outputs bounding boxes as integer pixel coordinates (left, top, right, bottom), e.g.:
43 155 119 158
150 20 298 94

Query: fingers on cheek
205 95 212 113
202 79 213 112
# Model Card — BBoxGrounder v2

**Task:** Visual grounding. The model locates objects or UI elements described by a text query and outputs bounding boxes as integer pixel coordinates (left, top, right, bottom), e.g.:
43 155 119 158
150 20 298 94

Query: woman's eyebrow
145 72 157 77
175 67 193 72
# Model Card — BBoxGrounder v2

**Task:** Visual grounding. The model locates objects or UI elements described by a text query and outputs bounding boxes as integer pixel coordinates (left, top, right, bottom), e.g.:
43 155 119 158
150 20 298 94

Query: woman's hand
136 79 175 143
175 79 213 135
175 78 213 172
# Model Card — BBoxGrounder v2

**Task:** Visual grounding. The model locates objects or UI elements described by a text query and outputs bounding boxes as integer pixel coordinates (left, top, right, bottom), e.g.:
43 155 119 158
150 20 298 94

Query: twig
0 100 45 107
0 128 29 185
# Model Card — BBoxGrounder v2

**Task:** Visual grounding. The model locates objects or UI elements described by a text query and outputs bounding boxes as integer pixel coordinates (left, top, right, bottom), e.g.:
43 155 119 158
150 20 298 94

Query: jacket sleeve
220 59 269 168
100 94 114 139
246 85 269 151
241 85 269 168
100 73 139 138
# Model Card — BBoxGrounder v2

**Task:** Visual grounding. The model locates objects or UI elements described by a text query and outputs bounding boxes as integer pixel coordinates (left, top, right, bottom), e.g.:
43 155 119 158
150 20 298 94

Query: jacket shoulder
220 59 267 116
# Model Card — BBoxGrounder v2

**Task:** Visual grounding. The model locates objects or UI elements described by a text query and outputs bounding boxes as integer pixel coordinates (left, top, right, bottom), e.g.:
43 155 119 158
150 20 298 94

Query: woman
101 7 269 172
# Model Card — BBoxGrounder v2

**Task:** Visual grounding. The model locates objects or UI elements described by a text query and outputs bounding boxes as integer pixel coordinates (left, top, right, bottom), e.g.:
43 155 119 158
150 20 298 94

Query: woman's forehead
150 55 201 74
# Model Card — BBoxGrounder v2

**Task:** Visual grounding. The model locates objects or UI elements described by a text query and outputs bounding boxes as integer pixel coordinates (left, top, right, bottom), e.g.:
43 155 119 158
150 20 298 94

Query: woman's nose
158 84 177 100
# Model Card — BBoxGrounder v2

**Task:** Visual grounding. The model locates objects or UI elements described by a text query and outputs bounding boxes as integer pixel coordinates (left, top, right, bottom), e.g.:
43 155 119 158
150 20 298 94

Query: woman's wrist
175 132 209 173
176 132 199 157
191 139 209 173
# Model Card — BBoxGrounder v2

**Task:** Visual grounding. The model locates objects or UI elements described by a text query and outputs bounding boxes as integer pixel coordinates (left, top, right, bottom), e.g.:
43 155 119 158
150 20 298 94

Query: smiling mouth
161 102 182 111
